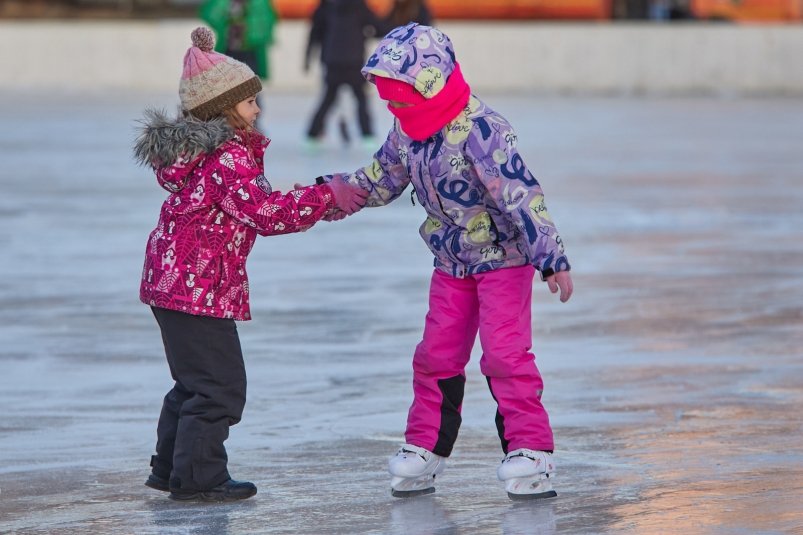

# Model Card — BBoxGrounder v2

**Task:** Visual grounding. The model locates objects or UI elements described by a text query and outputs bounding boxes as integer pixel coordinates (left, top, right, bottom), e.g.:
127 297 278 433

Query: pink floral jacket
135 111 334 320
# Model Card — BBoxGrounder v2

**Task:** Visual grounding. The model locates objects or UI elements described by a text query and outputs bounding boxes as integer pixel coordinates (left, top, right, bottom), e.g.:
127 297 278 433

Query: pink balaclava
374 76 427 105
374 63 471 142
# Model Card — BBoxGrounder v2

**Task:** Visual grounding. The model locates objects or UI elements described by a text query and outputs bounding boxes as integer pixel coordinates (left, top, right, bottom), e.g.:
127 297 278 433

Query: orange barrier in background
272 0 802 21
691 0 802 20
273 0 612 20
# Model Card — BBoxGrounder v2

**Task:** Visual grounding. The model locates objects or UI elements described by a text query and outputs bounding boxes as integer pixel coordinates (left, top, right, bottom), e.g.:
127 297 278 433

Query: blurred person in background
380 0 433 31
199 0 278 110
303 0 382 149
613 0 692 19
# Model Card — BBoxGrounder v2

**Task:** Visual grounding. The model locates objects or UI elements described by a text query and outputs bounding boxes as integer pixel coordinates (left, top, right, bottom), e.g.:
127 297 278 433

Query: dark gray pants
150 307 247 492
307 63 373 138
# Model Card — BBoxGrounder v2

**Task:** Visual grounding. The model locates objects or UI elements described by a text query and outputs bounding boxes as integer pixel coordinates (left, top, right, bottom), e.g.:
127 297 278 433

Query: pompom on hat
179 27 262 120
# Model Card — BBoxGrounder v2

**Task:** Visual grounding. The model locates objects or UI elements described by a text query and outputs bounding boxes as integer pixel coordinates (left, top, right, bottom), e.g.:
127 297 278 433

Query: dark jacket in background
377 0 433 34
305 0 381 69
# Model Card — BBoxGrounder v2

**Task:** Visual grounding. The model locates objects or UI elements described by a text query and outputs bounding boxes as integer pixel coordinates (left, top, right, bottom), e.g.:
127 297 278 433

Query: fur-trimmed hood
133 109 234 192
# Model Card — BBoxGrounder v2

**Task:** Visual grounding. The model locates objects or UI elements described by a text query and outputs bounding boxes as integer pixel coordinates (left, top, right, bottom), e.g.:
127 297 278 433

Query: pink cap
375 76 427 105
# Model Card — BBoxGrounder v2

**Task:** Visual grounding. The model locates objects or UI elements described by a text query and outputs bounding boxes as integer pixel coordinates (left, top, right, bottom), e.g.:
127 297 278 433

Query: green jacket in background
199 0 278 80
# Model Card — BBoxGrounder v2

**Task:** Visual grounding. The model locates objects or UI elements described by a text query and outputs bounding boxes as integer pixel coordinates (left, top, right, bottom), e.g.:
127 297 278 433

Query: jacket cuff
317 183 336 212
538 267 555 281
538 260 571 281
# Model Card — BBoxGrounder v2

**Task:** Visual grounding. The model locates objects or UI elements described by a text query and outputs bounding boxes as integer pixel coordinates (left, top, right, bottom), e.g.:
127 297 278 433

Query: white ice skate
497 449 557 501
388 444 445 498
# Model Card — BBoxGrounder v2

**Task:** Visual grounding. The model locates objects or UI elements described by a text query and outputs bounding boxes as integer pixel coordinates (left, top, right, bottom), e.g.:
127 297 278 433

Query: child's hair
389 0 424 26
180 105 254 132
222 106 253 131
222 102 259 153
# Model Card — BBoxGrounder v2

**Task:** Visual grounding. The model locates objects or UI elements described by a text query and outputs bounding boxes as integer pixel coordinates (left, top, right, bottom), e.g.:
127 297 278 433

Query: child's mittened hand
323 209 348 222
328 176 369 215
547 271 574 303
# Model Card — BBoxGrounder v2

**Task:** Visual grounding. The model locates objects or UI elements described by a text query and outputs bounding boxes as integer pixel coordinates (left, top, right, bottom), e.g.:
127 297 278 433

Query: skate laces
503 449 554 473
505 448 544 461
398 444 432 462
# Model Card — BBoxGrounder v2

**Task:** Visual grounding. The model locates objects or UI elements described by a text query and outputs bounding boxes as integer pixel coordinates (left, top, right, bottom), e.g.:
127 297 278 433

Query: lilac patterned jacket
324 24 570 278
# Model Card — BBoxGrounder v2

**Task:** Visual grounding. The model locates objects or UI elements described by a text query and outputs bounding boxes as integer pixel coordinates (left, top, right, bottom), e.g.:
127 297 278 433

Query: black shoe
145 473 170 492
169 479 257 502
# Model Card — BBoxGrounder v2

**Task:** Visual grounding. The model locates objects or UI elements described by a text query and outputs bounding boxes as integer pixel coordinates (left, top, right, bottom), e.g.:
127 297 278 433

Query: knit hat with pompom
178 27 262 120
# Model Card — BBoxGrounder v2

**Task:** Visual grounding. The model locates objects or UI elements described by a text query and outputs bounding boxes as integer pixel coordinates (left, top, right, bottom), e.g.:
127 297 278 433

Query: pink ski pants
405 265 554 457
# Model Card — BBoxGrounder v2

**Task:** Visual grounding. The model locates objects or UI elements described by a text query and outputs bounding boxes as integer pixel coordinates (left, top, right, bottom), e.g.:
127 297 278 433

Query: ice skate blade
391 486 436 498
390 474 437 498
504 475 556 501
507 489 557 501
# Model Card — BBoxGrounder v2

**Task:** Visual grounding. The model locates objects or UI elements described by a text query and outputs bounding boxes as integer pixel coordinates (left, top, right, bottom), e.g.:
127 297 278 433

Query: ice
0 90 802 533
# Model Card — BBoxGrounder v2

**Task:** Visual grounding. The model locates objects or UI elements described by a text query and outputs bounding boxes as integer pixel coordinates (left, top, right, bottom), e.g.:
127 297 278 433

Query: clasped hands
294 177 369 221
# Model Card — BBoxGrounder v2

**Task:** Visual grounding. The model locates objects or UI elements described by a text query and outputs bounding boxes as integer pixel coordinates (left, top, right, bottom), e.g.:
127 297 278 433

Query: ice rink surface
0 90 802 534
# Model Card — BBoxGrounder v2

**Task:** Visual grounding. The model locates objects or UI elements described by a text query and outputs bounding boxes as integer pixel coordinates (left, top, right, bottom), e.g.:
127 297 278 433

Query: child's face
235 95 261 128
388 100 413 109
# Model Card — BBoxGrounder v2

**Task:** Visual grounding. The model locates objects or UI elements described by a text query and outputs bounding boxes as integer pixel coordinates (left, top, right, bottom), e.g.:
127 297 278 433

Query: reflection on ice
389 497 459 535
502 502 557 535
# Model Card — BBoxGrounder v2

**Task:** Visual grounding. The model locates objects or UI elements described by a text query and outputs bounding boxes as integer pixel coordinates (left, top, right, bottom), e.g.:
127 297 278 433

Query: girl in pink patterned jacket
133 27 367 503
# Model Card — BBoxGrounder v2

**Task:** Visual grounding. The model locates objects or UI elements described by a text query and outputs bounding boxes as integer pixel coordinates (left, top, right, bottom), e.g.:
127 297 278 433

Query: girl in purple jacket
134 27 366 502
320 24 574 500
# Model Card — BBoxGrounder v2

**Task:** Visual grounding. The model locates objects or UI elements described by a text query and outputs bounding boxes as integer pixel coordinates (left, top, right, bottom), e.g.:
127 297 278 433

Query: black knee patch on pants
486 377 511 454
432 375 466 457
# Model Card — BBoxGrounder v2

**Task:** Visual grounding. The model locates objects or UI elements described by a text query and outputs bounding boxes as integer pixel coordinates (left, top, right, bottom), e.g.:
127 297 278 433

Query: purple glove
327 176 369 215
